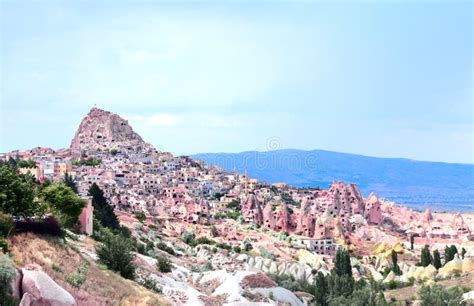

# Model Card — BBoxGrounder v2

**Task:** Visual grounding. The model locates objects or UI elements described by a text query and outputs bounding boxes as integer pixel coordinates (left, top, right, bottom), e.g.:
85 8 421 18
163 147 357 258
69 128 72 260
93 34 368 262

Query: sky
0 0 472 163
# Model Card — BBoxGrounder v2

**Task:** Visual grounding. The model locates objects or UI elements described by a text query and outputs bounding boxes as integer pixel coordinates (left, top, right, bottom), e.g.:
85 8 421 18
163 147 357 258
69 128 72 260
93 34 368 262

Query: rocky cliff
70 107 151 153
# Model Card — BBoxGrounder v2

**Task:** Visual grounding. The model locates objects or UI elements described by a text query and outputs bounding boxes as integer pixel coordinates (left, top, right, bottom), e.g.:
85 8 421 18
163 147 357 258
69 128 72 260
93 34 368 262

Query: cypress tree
444 245 452 265
314 272 328 306
433 249 441 269
461 248 466 259
64 172 78 194
420 245 432 267
391 250 401 275
410 234 414 250
88 183 120 230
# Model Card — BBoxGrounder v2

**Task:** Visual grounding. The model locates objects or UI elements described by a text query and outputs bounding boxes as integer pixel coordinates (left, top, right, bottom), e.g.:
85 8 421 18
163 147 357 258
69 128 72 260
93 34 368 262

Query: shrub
189 237 215 247
15 216 63 236
65 262 88 288
51 263 62 273
40 183 86 228
96 233 135 279
134 211 146 223
0 255 16 300
190 261 213 273
157 255 172 273
157 242 175 255
140 277 163 293
419 284 464 305
216 242 232 250
259 247 277 260
0 213 14 237
180 230 195 244
233 246 241 253
386 280 398 290
0 237 8 253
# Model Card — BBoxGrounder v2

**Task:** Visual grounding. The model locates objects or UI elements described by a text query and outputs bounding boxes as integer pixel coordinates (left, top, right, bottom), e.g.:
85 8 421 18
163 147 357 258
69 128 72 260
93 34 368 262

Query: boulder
235 254 249 262
269 261 278 274
10 268 22 301
20 264 76 306
368 266 384 281
419 265 437 280
438 258 462 278
461 257 474 273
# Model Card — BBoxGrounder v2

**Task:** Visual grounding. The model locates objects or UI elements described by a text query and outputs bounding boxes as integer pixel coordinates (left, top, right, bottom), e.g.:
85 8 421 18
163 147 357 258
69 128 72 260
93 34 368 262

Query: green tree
314 272 328 306
391 250 401 275
134 211 146 223
96 233 135 279
40 183 86 227
17 159 36 168
0 165 36 217
410 234 414 250
333 249 352 277
156 255 172 273
420 245 432 267
63 172 78 194
418 284 464 306
88 183 120 230
432 249 441 269
461 248 466 259
444 245 458 265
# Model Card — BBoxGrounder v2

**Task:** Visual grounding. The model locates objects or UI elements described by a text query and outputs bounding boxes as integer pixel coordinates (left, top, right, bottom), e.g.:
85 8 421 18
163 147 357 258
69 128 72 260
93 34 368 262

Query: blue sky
1 0 472 163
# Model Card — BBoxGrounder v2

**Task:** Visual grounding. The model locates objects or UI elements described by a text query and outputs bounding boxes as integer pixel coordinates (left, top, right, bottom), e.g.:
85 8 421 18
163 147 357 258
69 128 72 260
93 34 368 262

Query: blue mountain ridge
191 149 474 212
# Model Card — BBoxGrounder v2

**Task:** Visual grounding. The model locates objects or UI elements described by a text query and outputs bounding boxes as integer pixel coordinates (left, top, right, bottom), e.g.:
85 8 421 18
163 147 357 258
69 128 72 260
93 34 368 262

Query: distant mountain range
192 149 474 212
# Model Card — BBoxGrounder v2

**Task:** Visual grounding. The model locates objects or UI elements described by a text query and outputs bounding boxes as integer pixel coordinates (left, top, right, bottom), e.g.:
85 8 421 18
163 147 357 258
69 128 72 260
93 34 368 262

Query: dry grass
9 233 170 306
383 272 474 303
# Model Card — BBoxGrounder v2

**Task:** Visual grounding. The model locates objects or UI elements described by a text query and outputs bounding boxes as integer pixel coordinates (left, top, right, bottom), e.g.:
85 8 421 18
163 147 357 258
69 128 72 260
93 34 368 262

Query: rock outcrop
70 107 151 154
20 264 76 306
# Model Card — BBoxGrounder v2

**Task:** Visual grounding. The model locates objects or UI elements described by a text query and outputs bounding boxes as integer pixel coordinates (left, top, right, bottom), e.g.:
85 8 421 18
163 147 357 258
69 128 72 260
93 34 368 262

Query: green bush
0 213 14 237
386 279 398 290
51 263 62 273
180 230 195 244
96 233 136 279
0 237 8 253
157 255 172 273
233 246 241 253
140 277 163 293
134 211 146 223
0 255 17 301
40 183 86 228
418 284 464 305
190 261 213 273
216 242 232 250
157 242 175 255
259 247 277 260
189 237 215 247
65 262 88 288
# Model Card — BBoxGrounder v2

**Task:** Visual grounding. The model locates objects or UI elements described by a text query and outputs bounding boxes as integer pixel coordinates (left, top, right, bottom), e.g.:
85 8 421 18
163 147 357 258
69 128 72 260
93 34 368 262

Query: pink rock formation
365 193 382 225
70 107 149 154
275 202 290 232
241 193 263 224
262 202 275 230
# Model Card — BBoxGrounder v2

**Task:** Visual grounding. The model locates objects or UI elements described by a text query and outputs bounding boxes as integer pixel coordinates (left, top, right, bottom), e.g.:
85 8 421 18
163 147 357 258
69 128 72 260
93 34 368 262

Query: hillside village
1 107 473 305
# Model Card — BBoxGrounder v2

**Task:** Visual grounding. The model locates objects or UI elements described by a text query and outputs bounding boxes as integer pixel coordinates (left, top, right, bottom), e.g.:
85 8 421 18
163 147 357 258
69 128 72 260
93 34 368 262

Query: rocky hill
70 107 151 154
